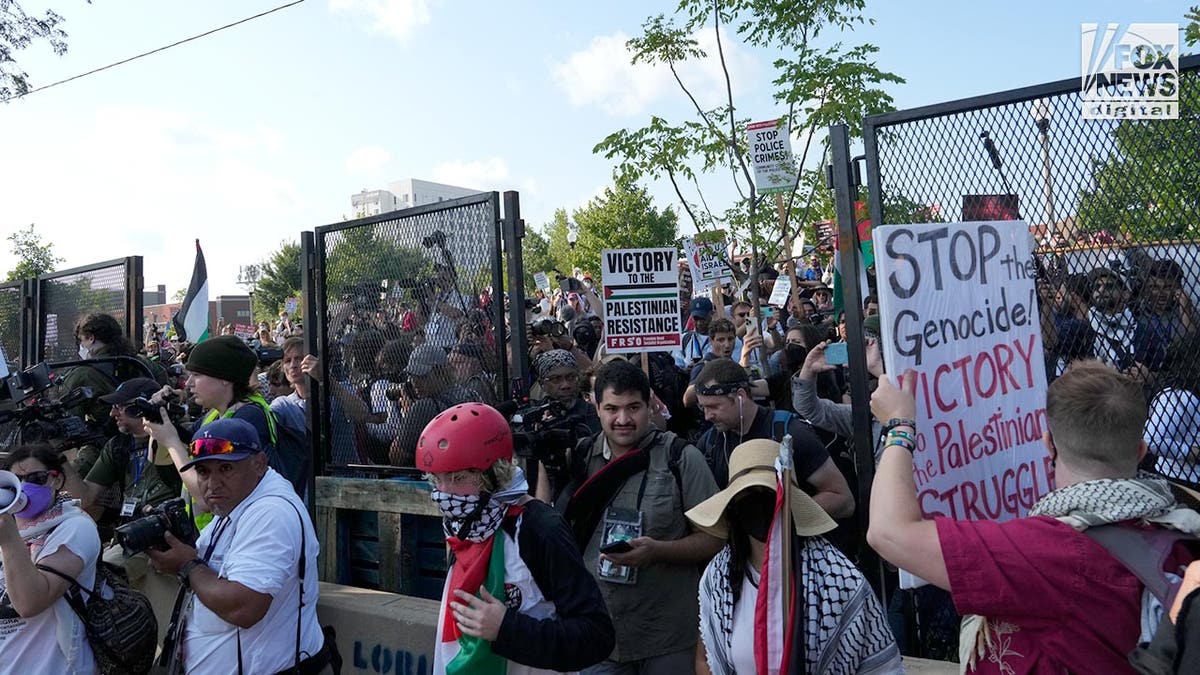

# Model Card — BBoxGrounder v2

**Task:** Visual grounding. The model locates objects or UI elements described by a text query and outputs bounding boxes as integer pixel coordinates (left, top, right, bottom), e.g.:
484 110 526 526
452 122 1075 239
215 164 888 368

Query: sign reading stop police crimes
747 119 796 195
601 247 681 353
874 221 1049 525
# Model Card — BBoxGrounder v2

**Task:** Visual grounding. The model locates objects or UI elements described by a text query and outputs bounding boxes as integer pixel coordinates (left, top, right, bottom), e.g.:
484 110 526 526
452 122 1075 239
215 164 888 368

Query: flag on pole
172 239 209 343
754 450 799 675
831 202 874 317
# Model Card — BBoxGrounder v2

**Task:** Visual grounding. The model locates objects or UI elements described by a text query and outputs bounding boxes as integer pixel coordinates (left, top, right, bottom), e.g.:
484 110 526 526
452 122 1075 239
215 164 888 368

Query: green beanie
186 335 257 384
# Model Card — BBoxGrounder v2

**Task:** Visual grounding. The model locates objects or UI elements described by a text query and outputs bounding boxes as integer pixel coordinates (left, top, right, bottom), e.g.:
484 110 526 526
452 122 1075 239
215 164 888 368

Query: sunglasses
189 438 246 459
16 470 56 485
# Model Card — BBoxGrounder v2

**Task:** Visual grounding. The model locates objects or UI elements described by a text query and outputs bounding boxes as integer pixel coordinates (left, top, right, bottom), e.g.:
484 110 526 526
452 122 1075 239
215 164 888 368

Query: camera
0 363 106 450
113 497 199 556
422 230 447 248
530 317 566 338
496 400 586 474
523 299 542 314
255 346 283 367
384 375 417 401
126 395 188 424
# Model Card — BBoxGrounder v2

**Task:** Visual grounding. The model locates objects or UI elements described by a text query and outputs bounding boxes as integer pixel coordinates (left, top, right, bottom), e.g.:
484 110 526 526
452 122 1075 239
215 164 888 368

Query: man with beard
1086 267 1167 378
1137 259 1197 365
692 358 854 518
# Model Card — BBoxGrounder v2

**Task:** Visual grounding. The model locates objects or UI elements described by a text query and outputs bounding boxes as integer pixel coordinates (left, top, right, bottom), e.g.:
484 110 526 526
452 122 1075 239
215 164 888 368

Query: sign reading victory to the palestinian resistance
874 221 1049 524
747 119 796 195
601 247 682 354
682 236 733 294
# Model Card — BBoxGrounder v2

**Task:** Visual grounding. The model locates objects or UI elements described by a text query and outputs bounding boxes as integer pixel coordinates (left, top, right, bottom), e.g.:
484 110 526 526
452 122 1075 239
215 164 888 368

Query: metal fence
856 55 1200 486
0 282 21 371
37 258 143 363
306 193 509 476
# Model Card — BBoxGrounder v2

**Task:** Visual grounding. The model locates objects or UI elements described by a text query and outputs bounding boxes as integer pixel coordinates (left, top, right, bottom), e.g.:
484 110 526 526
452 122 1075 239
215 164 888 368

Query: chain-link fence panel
39 262 131 363
864 57 1200 484
0 282 20 372
313 193 506 473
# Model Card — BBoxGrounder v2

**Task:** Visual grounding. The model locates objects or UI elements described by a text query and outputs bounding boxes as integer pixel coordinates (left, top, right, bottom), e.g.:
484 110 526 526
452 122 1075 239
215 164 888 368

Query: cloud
344 145 392 175
329 0 431 41
430 157 510 190
553 29 759 116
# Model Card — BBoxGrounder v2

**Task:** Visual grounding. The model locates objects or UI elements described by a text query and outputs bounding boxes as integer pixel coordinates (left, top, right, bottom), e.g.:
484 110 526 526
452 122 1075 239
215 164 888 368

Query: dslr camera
126 393 188 425
114 497 199 556
530 317 567 338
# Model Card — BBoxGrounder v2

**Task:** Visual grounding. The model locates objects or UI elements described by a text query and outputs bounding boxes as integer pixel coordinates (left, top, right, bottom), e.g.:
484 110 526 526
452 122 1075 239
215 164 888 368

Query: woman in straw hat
687 439 900 675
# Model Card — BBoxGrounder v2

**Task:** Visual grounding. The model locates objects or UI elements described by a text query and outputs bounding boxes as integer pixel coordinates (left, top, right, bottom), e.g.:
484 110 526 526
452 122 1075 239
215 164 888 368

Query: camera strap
159 515 230 673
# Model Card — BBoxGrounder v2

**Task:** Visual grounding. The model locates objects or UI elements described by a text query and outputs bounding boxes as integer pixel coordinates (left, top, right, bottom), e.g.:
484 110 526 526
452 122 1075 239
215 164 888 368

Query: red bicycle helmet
416 403 513 473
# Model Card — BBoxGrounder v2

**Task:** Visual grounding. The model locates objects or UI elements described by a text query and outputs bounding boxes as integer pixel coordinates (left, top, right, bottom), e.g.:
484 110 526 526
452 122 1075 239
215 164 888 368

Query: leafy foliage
593 0 903 262
0 2 83 101
254 239 302 322
572 183 679 276
325 226 433 302
5 223 63 280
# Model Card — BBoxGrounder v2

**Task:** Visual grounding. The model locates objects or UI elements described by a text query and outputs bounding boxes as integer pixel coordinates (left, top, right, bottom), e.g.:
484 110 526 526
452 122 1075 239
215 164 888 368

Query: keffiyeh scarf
961 472 1200 672
699 537 901 675
1088 306 1138 366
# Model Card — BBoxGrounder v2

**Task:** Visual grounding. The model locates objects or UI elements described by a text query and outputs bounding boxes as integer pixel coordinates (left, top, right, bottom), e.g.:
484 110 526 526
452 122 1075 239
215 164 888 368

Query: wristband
883 418 917 434
178 558 207 587
887 429 915 443
885 437 915 452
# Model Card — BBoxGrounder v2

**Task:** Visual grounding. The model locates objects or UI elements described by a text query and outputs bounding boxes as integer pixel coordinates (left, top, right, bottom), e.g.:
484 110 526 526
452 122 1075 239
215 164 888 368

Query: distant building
349 179 482 217
143 284 166 307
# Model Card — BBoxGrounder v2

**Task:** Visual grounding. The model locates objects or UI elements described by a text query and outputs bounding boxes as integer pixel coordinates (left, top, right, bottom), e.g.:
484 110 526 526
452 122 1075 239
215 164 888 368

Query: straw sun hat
686 439 837 540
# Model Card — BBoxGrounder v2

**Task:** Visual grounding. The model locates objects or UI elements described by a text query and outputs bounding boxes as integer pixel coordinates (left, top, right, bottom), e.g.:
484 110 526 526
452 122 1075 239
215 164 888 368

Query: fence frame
33 256 143 362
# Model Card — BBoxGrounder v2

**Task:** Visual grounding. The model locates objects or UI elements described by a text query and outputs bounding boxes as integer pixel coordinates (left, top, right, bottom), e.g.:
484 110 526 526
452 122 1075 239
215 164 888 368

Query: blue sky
0 0 1189 296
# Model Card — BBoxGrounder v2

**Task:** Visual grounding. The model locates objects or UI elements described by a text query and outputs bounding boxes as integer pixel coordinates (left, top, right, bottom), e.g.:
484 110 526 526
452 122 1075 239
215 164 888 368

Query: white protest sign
601 247 682 354
682 236 733 286
284 297 299 314
747 119 796 195
874 221 1049 525
533 272 552 291
0 345 8 379
768 276 792 307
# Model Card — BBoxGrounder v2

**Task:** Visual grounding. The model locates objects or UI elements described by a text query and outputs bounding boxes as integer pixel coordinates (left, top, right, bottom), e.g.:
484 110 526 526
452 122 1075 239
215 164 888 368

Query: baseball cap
451 342 485 362
690 297 715 318
99 378 162 405
180 418 262 471
406 344 448 377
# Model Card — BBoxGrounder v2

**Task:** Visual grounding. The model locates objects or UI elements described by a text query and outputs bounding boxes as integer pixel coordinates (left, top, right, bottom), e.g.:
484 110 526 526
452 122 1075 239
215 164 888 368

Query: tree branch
713 0 758 211
667 60 747 201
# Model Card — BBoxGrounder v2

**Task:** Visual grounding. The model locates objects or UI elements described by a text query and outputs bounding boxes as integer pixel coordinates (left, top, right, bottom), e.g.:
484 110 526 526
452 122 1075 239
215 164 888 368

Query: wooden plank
377 512 403 594
315 505 339 583
315 477 440 517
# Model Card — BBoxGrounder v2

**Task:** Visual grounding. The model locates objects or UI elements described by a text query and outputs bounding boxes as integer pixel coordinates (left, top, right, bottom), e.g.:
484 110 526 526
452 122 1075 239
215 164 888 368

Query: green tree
254 239 302 322
325 226 434 302
571 183 679 276
5 223 63 280
171 288 186 302
593 0 902 266
1 2 87 101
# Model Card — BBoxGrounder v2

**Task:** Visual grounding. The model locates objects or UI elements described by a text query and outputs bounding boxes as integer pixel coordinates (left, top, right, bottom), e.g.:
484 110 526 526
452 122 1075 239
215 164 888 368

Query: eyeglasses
189 438 243 459
16 470 55 485
734 312 750 318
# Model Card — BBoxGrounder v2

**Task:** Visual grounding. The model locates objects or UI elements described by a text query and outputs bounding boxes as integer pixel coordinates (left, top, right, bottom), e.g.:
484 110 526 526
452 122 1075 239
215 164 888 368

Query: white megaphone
0 470 28 515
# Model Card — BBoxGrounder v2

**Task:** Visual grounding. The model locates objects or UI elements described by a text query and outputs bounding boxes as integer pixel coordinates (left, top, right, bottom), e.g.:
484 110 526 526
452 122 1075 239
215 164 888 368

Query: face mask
784 344 808 369
431 490 505 542
17 481 54 519
732 491 777 543
78 342 91 359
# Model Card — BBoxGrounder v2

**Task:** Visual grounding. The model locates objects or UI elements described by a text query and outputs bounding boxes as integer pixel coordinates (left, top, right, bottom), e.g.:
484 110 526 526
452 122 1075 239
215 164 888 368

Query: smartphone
824 342 849 366
600 540 634 555
762 306 775 319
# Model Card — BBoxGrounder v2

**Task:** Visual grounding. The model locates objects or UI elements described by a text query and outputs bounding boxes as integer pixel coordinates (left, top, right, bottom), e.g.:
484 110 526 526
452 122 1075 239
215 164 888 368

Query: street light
1030 98 1057 241
238 263 261 324
567 221 579 249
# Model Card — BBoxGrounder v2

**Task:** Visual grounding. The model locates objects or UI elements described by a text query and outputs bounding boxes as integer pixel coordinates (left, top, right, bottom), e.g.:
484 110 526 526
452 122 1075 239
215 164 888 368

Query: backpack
208 399 312 497
37 560 158 675
569 431 689 500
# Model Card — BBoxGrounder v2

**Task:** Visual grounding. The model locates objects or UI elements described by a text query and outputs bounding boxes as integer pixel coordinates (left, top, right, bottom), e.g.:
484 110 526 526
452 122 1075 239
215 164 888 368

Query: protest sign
747 119 796 195
601 247 681 354
682 236 733 294
875 221 1049 527
533 272 551 291
0 345 8 379
284 297 299 314
767 276 792 307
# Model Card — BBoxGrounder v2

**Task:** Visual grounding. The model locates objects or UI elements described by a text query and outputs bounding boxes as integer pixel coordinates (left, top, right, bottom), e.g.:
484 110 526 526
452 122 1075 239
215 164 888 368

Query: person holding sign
867 360 1200 674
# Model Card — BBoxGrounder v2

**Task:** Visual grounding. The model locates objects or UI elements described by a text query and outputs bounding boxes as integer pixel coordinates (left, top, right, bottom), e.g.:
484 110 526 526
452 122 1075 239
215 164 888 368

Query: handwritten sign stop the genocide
874 221 1049 524
601 247 682 354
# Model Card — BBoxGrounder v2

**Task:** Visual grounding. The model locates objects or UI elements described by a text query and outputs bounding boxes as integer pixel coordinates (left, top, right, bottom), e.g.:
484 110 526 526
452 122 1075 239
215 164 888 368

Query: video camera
0 362 105 451
113 497 199 556
495 399 589 480
125 390 189 425
530 316 567 338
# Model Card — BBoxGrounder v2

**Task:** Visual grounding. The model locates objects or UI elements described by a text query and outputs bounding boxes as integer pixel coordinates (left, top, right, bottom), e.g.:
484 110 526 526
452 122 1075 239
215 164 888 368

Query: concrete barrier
317 582 959 674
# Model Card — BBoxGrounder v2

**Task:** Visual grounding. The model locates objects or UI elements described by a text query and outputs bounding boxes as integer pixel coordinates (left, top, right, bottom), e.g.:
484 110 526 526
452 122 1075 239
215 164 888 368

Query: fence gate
37 257 144 363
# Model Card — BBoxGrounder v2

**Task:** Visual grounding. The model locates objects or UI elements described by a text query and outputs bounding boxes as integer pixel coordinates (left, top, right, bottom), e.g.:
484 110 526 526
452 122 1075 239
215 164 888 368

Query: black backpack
267 413 312 498
38 559 158 675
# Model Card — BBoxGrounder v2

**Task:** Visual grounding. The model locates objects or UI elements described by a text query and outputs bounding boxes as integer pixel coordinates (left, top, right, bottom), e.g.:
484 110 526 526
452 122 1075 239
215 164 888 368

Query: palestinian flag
754 461 801 675
172 240 209 343
831 202 874 317
436 531 509 674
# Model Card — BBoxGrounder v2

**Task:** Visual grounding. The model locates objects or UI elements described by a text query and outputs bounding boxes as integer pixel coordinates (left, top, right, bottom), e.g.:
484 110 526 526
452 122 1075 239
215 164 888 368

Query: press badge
598 507 642 585
120 498 138 518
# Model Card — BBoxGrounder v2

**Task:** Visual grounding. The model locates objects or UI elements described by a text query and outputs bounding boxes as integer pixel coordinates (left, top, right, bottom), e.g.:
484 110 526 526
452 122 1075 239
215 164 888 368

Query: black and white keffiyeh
698 536 901 675
431 467 530 542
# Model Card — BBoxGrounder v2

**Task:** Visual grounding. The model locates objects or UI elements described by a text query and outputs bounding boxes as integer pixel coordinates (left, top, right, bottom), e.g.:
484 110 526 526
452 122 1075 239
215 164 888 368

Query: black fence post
302 230 325 493
125 256 144 348
503 191 530 397
828 123 885 593
20 278 37 370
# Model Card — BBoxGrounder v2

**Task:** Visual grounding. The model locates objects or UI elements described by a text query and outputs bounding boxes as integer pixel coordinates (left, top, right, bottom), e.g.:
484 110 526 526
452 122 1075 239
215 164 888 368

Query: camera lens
114 513 168 557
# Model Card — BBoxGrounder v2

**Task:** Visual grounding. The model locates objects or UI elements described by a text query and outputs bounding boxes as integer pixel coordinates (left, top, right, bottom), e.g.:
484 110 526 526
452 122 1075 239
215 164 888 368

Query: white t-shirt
427 291 469 348
182 469 323 674
729 567 759 675
0 513 99 675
